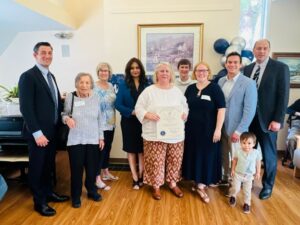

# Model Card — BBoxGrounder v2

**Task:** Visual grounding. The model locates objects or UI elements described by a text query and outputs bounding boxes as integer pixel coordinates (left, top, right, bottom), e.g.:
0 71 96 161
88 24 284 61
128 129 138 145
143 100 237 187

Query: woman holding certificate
182 62 225 203
135 62 188 200
115 58 148 190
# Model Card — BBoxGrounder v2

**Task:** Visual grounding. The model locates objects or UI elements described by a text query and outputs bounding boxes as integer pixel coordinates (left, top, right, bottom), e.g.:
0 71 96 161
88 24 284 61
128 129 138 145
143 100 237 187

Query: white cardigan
135 84 188 143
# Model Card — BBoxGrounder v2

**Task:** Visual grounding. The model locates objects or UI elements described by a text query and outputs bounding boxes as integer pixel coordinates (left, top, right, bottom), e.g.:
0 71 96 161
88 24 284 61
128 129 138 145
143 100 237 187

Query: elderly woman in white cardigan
135 62 188 200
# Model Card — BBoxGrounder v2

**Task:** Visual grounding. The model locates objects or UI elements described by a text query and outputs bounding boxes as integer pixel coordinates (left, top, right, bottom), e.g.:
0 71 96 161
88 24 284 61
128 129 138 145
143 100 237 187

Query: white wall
268 0 300 150
0 0 240 158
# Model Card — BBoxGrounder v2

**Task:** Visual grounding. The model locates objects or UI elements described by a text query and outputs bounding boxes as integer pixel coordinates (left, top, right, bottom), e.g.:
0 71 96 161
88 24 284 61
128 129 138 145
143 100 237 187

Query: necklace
196 81 210 97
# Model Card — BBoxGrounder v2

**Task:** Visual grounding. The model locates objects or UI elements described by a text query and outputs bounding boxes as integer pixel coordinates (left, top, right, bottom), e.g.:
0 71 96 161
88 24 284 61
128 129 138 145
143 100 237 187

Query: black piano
0 116 27 149
0 116 28 180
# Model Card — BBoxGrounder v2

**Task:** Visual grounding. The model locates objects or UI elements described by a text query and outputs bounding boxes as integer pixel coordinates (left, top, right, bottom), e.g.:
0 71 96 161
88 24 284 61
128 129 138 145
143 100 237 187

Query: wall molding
110 4 233 14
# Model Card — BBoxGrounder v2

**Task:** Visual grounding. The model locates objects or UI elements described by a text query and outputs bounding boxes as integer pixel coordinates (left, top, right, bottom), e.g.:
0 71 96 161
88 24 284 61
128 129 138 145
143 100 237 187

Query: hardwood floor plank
1 151 300 225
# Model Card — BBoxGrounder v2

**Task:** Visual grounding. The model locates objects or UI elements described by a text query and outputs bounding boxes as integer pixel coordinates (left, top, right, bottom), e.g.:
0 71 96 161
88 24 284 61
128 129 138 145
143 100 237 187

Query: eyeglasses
195 69 208 73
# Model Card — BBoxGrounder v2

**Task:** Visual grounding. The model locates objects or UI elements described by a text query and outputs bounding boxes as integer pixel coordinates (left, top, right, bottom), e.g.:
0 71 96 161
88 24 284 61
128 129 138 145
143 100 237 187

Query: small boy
229 132 262 214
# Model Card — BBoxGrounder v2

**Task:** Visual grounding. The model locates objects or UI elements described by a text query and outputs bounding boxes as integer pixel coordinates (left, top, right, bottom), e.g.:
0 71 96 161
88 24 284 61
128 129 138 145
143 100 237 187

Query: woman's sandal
132 179 140 190
96 181 111 191
169 185 184 198
192 186 209 203
102 173 119 181
138 177 143 187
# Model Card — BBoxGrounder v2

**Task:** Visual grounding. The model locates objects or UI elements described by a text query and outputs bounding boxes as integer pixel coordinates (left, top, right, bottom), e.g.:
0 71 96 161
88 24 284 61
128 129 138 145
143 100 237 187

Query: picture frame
137 23 204 75
272 52 300 88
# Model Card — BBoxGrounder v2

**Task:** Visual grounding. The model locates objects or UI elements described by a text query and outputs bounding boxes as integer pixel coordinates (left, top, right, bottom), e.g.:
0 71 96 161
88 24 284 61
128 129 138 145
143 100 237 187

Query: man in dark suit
244 39 290 200
19 42 69 216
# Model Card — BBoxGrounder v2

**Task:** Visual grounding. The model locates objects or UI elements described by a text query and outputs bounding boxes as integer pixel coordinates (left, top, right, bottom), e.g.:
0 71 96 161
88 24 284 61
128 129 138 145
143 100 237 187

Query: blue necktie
47 72 58 123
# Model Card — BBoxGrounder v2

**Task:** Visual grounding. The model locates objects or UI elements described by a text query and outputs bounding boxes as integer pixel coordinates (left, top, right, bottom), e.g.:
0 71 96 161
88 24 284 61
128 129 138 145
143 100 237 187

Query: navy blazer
244 58 290 132
115 80 147 118
18 65 62 140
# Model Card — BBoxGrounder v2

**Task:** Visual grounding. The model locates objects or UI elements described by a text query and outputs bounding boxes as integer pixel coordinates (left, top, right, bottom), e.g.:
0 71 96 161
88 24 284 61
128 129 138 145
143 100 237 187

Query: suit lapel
33 66 56 105
246 63 255 78
259 59 273 90
227 75 243 101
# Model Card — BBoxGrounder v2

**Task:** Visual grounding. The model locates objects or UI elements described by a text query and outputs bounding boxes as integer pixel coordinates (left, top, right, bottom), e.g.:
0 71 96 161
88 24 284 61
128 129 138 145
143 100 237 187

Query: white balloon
225 44 241 56
231 36 246 50
242 57 251 67
220 55 227 67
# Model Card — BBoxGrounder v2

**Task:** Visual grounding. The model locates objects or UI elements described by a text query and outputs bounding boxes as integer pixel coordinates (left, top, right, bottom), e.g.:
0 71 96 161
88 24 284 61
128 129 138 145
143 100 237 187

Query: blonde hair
153 62 175 84
96 62 113 79
191 61 212 80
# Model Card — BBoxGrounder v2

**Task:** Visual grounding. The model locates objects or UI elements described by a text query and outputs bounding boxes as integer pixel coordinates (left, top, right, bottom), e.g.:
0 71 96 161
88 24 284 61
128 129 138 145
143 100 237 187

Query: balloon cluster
213 37 254 68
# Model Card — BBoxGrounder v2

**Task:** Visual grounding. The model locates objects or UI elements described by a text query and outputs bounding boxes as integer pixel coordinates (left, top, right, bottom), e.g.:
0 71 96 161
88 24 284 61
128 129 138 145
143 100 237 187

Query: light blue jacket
218 73 257 136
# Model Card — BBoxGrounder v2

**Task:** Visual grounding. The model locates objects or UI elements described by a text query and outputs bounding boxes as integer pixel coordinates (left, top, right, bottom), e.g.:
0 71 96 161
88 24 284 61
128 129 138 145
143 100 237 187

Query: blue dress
182 83 225 185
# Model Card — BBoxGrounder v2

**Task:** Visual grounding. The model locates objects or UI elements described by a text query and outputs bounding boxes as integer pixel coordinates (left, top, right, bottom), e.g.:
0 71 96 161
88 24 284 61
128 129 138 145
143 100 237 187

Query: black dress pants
28 138 56 205
250 115 278 190
97 130 115 174
68 144 99 201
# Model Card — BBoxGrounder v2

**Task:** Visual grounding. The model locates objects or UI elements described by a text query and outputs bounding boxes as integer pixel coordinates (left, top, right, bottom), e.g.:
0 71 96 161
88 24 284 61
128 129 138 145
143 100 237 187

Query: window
239 0 269 49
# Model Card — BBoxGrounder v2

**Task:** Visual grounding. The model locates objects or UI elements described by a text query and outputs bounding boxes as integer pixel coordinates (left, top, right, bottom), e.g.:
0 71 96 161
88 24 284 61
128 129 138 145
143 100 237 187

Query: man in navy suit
19 42 69 216
244 39 290 200
218 52 257 188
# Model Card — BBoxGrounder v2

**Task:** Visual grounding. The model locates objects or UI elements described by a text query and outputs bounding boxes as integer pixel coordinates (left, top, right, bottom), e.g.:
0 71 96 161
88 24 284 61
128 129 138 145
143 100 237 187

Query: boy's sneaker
229 196 236 207
243 203 250 214
218 180 230 186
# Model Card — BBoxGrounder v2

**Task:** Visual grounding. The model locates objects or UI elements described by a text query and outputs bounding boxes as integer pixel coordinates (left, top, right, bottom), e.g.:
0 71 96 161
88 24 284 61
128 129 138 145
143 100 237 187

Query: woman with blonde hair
182 62 225 203
94 62 118 191
135 62 188 200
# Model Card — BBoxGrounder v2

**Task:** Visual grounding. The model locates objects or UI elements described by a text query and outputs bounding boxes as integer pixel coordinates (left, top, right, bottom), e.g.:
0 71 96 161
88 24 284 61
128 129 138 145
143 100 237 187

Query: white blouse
135 84 188 143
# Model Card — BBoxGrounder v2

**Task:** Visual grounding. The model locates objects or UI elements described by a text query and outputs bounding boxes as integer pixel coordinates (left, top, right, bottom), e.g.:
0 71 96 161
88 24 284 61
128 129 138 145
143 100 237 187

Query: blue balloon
214 38 230 54
241 50 254 61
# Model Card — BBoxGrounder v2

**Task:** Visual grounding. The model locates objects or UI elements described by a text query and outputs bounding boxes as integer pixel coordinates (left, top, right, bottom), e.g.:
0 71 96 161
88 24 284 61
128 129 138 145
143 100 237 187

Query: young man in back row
175 58 197 93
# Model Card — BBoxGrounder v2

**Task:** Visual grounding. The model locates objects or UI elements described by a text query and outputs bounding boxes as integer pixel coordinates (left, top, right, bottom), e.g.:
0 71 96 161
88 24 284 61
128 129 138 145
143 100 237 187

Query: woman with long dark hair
115 57 148 189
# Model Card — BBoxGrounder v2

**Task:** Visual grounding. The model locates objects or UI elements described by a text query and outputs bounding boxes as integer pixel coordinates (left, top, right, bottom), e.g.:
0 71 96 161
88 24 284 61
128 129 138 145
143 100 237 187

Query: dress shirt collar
36 63 49 76
255 57 269 69
226 72 241 82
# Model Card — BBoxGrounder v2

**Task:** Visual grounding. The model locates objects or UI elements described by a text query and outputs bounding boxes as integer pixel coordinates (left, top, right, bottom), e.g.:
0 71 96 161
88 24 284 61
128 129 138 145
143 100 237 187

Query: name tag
201 95 211 101
74 101 85 107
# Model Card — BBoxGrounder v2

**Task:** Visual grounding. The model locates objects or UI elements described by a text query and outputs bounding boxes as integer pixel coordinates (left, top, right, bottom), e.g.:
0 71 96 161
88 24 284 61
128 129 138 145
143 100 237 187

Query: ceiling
0 0 80 55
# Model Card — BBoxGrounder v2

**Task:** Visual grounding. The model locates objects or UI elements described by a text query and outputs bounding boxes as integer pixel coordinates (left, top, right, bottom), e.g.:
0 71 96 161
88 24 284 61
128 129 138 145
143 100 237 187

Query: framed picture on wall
272 52 300 88
137 23 204 75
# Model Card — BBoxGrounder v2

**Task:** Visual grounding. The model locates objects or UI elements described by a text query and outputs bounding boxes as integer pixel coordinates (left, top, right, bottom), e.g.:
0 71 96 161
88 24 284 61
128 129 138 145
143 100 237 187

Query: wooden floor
1 151 300 225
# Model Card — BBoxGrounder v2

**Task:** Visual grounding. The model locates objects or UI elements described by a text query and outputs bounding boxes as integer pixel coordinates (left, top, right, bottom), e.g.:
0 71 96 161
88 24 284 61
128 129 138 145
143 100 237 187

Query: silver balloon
242 57 251 67
231 36 246 50
225 44 241 56
220 55 227 67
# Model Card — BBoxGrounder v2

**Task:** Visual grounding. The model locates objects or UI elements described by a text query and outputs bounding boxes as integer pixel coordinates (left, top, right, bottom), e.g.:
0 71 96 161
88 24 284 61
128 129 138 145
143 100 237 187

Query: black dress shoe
34 204 56 217
259 188 272 200
47 192 70 203
72 200 81 208
87 192 102 202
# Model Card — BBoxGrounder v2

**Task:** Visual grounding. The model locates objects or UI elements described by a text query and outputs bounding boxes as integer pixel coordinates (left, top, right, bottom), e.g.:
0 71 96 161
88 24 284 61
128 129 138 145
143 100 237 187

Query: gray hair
75 72 94 89
153 62 175 84
96 62 113 79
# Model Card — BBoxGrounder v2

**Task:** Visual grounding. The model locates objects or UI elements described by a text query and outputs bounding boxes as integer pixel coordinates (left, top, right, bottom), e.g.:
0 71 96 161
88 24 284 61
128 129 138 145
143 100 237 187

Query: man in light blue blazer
218 52 257 188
